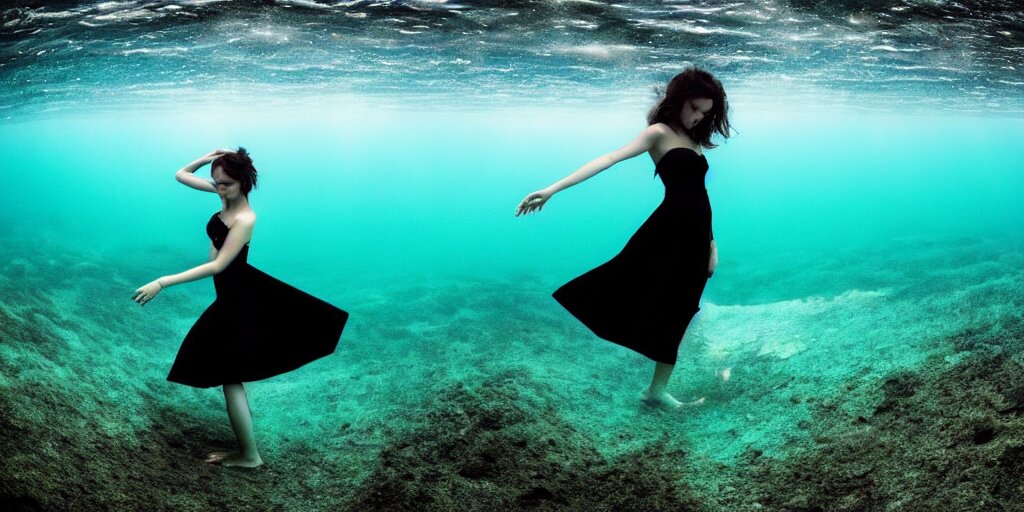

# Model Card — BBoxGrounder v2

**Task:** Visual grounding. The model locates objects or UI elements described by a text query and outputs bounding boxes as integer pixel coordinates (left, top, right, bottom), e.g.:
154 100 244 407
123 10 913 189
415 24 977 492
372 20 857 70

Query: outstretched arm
131 217 254 306
515 124 664 216
175 149 232 193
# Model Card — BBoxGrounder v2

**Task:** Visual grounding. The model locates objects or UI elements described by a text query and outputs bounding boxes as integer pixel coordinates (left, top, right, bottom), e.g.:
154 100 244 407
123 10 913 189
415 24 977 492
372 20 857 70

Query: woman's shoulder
647 122 674 136
646 123 684 148
238 209 257 224
222 208 257 229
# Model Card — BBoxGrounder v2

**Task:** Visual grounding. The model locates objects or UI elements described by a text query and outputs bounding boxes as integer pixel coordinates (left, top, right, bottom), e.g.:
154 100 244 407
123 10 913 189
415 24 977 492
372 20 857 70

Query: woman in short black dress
133 148 348 467
516 68 730 408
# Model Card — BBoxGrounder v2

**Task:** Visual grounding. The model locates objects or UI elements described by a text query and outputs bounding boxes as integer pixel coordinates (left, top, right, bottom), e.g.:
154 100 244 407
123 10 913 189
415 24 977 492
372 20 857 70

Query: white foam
549 44 638 60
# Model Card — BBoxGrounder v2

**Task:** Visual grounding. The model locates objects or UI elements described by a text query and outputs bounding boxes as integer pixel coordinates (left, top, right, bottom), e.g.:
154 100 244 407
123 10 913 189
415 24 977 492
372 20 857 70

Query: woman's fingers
202 149 230 161
132 285 157 305
515 193 549 216
515 198 533 216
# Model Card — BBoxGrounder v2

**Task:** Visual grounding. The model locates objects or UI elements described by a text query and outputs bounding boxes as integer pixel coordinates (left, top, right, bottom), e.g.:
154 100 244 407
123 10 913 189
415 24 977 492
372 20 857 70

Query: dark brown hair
647 67 731 148
212 147 258 196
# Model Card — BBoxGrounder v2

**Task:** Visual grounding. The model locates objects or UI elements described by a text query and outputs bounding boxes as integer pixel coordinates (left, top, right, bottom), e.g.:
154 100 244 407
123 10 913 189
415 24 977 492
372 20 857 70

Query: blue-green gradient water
1 104 1021 300
3 1 1024 509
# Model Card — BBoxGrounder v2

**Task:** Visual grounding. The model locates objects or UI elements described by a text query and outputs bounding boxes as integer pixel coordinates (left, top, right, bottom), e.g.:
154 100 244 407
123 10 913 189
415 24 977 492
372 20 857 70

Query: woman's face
680 97 714 131
211 166 241 200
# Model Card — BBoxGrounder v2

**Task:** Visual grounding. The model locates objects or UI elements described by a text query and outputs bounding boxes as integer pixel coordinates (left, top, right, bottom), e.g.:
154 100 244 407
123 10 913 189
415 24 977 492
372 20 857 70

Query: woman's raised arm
175 149 232 193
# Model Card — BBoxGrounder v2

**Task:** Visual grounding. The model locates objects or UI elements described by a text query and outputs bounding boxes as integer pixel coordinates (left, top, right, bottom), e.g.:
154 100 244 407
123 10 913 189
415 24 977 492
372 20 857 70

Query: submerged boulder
345 371 707 512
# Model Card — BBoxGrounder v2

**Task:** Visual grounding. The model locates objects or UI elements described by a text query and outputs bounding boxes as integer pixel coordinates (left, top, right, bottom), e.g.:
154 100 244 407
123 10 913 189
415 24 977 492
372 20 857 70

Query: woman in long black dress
132 148 348 467
516 68 730 408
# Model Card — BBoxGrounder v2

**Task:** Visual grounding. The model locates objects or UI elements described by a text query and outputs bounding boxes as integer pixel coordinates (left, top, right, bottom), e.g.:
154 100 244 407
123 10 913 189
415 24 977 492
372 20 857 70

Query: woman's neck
222 197 249 212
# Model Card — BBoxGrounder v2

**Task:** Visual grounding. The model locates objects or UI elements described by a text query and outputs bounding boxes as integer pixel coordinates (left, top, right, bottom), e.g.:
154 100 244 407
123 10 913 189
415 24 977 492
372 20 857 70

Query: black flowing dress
553 147 713 365
167 212 349 388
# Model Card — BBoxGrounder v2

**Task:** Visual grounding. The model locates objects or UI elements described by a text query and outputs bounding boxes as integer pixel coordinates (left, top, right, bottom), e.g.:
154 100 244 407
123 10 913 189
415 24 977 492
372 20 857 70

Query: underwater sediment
2 232 1022 511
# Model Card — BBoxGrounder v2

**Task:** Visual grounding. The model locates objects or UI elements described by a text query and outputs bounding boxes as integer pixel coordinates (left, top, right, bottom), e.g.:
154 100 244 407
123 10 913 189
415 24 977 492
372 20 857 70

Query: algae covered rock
346 371 707 512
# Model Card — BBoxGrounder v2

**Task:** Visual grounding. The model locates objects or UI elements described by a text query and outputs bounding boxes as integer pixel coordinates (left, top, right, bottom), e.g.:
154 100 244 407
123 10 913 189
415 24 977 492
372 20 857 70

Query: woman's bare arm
160 216 254 287
132 216 254 306
175 149 231 193
515 124 664 215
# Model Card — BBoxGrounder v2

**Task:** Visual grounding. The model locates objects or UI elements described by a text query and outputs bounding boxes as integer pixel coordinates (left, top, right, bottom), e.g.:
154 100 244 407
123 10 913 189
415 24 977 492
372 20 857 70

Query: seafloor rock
736 314 1024 512
3 258 35 280
0 382 359 512
345 371 707 512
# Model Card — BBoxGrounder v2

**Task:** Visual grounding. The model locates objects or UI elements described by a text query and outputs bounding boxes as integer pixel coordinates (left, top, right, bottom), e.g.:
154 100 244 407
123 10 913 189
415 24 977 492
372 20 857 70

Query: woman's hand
515 189 553 216
708 242 718 278
199 148 232 164
131 279 164 307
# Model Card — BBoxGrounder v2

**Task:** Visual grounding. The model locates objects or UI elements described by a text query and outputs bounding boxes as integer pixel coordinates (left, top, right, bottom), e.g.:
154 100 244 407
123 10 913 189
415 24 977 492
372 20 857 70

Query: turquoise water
2 1 1024 510
3 99 1022 508
3 105 1021 289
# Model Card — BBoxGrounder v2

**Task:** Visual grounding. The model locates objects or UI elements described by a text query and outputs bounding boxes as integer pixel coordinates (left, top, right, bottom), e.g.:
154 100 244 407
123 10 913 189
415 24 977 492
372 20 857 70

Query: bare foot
641 389 706 409
205 450 235 463
205 451 263 468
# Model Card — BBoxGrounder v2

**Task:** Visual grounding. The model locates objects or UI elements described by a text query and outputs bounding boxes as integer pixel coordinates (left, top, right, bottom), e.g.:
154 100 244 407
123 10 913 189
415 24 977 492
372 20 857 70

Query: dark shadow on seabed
343 369 706 512
734 317 1024 511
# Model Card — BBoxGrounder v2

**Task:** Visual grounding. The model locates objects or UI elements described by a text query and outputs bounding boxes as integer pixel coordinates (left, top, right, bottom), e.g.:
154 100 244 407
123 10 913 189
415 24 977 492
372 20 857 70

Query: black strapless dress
167 212 349 388
553 147 713 365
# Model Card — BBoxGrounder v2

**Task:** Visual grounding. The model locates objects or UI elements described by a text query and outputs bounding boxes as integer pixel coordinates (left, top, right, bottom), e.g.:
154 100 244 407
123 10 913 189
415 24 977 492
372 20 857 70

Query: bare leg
641 362 705 408
206 383 263 468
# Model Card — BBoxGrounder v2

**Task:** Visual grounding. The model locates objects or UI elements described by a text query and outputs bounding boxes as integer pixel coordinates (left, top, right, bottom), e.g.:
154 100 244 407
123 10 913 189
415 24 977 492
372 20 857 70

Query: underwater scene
1 1 1023 510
